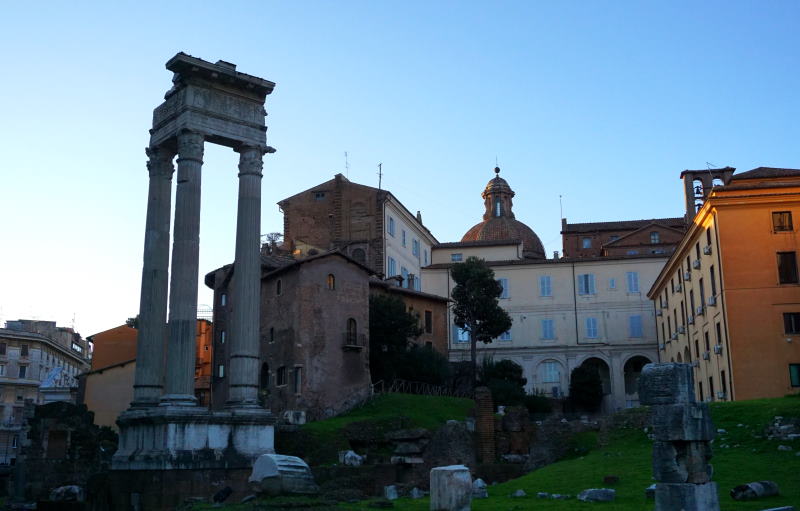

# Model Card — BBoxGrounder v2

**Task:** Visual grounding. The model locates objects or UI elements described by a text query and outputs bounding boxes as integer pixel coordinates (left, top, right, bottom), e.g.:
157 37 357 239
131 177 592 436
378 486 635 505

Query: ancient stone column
227 145 264 407
132 145 174 406
162 130 204 406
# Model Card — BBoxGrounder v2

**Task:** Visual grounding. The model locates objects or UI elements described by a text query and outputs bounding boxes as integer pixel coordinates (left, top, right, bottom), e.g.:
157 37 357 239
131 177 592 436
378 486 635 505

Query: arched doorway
580 357 611 395
623 355 651 408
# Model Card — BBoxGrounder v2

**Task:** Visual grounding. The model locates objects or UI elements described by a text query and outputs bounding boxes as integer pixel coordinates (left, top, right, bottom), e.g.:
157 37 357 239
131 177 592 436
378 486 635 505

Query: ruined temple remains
639 363 720 511
112 53 276 504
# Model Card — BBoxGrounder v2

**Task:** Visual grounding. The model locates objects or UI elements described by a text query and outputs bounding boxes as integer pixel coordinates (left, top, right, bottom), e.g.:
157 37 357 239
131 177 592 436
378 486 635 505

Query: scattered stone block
249 454 319 496
383 485 398 500
655 482 719 510
638 363 695 405
343 450 364 466
430 465 471 511
49 485 83 502
577 488 615 502
777 445 792 451
511 489 526 497
730 481 780 500
537 492 549 498
410 487 426 499
472 478 488 499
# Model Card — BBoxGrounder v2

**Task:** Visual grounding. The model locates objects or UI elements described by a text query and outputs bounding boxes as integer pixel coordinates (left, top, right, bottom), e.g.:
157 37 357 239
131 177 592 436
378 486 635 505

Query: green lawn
195 395 800 510
341 395 800 510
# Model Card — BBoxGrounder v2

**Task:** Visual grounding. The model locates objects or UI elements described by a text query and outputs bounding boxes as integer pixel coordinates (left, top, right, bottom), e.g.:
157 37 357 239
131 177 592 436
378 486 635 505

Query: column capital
237 145 264 177
145 145 175 178
177 130 205 163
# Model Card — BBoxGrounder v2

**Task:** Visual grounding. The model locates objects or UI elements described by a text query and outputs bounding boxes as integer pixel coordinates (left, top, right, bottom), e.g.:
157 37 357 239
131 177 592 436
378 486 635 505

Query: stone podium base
112 406 275 471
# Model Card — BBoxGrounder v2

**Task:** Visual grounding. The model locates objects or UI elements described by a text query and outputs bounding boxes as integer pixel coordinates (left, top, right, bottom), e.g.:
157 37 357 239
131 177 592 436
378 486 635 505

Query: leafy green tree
125 315 139 329
451 257 512 385
479 358 527 406
568 365 604 412
368 294 422 383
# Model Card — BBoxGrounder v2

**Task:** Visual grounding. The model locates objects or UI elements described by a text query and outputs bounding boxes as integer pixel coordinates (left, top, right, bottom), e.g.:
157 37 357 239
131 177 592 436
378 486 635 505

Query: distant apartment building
561 217 686 259
649 167 800 401
0 320 90 464
422 168 663 411
80 320 213 428
278 173 438 289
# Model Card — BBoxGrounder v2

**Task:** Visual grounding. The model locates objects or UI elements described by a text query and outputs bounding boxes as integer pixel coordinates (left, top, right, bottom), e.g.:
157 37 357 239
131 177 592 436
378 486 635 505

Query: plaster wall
83 361 135 429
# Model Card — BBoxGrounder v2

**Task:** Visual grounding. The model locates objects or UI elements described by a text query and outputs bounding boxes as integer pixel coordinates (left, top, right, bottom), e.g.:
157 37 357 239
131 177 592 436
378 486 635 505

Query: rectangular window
388 217 395 236
0 365 5 376
581 237 592 249
698 381 704 402
18 366 27 379
585 317 598 338
577 274 595 295
451 253 463 262
498 278 509 298
218 365 225 378
721 370 727 395
0 343 5 355
402 230 407 247
790 364 800 387
455 327 469 343
784 313 800 334
314 191 325 200
412 239 419 256
626 272 639 293
542 362 560 383
778 252 799 284
499 330 512 341
387 256 396 276
629 315 643 338
414 276 421 291
710 265 717 296
20 345 28 358
292 367 302 394
541 319 555 340
401 267 409 288
539 275 552 297
773 211 793 232
425 311 433 334
221 293 227 306
220 331 226 344
277 366 287 386
424 250 428 265
650 231 660 244
716 322 722 345
609 278 616 290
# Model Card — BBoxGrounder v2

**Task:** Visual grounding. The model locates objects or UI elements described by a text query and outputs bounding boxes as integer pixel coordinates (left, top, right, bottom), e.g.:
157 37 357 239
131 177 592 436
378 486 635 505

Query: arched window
351 248 366 264
712 178 724 188
327 274 335 290
276 279 282 296
269 327 275 343
494 198 502 217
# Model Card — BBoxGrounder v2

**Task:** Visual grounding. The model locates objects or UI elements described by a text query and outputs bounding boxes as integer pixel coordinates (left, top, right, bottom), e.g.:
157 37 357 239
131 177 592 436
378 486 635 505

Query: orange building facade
649 167 800 401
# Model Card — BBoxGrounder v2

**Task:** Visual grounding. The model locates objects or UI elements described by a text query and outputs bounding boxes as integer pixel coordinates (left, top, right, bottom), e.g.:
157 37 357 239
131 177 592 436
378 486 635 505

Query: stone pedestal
430 465 472 511
113 408 275 471
655 482 720 510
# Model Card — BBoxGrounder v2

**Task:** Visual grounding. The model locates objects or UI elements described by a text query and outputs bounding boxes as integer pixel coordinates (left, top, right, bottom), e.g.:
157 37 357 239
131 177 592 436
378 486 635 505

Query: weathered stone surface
384 485 398 500
652 441 712 484
730 481 780 500
49 485 83 502
639 363 695 405
430 465 471 511
655 482 719 511
472 478 488 499
652 403 715 442
511 489 526 497
249 454 318 496
577 488 615 502
342 450 364 466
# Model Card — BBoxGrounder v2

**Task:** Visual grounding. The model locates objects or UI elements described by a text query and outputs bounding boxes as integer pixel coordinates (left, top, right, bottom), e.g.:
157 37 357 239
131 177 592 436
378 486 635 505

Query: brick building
561 217 686 259
278 174 438 289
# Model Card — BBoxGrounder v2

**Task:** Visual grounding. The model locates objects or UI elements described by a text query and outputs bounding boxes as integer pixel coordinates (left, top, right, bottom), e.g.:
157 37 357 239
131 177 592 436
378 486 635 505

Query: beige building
422 169 664 411
649 167 800 402
0 320 90 464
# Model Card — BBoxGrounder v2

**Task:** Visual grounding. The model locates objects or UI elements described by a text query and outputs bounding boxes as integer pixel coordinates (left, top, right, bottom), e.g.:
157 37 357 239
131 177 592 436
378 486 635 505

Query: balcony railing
342 332 367 351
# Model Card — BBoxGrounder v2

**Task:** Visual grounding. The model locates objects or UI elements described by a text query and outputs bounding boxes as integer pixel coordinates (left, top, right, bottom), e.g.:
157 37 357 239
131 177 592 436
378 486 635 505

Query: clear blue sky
1 1 798 337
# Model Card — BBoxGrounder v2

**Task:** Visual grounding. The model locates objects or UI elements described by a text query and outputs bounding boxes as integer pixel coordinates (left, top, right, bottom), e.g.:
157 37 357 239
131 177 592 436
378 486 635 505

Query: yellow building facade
649 167 800 401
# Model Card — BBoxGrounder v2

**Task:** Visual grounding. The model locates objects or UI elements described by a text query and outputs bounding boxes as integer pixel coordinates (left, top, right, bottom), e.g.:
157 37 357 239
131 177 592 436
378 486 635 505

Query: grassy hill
343 395 800 510
194 394 800 510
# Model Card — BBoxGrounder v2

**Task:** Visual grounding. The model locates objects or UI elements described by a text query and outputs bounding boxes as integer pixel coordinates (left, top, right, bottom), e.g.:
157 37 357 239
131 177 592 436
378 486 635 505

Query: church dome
461 167 546 259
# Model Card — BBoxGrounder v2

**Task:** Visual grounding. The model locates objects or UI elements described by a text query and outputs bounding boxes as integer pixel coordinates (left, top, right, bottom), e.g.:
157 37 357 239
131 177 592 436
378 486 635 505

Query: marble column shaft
163 130 204 405
132 146 174 405
228 145 264 407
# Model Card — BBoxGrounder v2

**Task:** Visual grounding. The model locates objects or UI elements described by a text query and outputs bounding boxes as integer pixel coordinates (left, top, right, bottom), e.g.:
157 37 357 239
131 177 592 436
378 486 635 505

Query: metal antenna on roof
377 163 383 190
344 151 349 179
559 195 564 220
